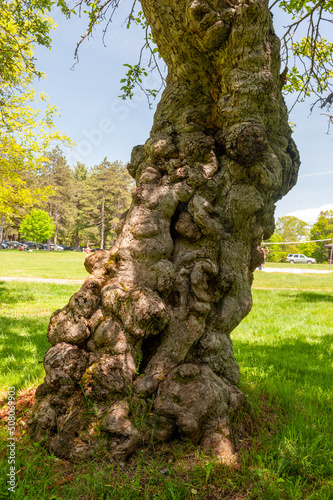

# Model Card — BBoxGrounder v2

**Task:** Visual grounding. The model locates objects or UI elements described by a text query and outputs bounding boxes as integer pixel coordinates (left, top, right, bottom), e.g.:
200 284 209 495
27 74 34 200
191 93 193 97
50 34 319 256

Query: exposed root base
28 362 244 462
28 0 299 463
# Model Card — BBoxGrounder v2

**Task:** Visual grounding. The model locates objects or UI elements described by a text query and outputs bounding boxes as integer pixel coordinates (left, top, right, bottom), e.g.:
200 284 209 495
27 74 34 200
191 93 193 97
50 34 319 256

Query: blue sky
34 3 333 225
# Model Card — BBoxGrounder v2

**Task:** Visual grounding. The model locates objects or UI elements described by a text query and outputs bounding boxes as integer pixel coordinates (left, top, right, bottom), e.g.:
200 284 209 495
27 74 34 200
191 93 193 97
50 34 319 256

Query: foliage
268 212 333 264
57 0 333 114
275 216 309 241
310 210 333 262
275 0 333 110
120 63 159 104
3 147 133 248
0 0 71 140
0 1 73 231
80 158 133 249
0 0 73 97
40 147 76 246
19 209 55 247
119 10 163 105
268 216 312 262
298 240 317 257
71 162 90 248
0 0 52 104
0 136 54 222
266 233 287 262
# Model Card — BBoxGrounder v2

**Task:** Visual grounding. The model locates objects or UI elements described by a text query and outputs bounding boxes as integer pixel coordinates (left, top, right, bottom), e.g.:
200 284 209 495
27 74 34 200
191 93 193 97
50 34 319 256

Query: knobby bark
28 0 300 462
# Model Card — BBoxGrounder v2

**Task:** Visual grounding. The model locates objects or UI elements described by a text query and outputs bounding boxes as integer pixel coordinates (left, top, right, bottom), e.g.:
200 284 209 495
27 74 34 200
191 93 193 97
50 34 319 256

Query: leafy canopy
0 0 73 221
19 208 55 244
55 0 333 113
275 215 309 242
310 210 333 261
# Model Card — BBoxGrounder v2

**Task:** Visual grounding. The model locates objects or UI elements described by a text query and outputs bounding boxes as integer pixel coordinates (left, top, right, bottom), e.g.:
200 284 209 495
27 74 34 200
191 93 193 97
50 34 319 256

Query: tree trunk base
28 0 299 463
28 336 243 463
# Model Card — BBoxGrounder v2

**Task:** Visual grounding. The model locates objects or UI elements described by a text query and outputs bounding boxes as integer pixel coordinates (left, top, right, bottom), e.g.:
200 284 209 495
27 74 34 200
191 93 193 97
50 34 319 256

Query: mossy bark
28 0 299 462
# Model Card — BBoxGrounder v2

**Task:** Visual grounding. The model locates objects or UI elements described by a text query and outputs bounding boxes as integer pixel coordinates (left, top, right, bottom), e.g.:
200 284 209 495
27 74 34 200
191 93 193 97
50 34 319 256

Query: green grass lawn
253 269 333 290
0 270 332 498
0 282 80 397
1 249 332 280
0 250 88 279
265 261 331 270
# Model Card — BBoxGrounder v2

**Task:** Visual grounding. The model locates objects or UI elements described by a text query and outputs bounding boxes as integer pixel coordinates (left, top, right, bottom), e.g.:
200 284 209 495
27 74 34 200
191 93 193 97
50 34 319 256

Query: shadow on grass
235 333 333 393
0 282 36 305
293 291 333 303
0 315 50 393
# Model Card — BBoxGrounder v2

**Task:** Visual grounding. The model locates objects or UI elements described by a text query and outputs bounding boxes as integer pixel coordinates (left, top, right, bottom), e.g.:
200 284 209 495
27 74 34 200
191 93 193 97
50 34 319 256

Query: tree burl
28 0 300 463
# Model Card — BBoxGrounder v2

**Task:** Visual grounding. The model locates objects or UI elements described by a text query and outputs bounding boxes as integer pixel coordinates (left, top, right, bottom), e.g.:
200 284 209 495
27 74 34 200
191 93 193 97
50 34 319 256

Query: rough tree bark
28 0 300 462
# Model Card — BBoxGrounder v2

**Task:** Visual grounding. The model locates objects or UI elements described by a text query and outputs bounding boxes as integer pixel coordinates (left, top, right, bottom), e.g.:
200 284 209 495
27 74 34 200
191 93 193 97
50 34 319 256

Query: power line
263 238 333 245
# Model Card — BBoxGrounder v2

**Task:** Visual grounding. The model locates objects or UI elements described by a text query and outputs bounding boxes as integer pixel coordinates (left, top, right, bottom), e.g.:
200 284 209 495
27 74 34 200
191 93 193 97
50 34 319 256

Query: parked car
49 244 64 251
22 241 37 249
7 241 21 249
286 254 316 264
1 242 8 249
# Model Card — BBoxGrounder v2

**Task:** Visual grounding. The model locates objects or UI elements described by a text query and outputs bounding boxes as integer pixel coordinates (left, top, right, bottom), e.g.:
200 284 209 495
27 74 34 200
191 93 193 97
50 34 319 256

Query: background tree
275 216 309 243
83 159 132 249
71 162 89 249
310 210 333 262
0 1 72 246
40 147 76 249
266 233 285 262
28 0 305 463
0 137 55 247
19 209 55 250
266 215 311 259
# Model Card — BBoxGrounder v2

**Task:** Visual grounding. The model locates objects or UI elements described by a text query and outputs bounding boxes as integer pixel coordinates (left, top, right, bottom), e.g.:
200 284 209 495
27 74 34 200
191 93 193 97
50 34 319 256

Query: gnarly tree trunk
28 0 299 462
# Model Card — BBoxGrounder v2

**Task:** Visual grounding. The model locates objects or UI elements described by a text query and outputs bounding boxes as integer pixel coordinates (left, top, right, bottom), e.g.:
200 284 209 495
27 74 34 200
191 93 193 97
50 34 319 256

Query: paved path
0 277 84 284
0 267 331 284
262 267 332 274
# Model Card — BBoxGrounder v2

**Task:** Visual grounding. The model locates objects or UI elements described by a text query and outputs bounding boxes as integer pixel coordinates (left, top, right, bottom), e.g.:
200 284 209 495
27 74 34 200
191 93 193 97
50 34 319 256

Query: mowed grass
0 282 80 396
265 262 331 271
253 269 333 290
0 249 88 279
0 249 332 280
0 270 332 498
233 288 333 498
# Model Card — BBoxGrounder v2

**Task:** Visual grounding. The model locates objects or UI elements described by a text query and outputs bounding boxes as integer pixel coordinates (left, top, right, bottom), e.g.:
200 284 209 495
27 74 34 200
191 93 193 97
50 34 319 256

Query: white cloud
299 170 333 178
287 204 333 225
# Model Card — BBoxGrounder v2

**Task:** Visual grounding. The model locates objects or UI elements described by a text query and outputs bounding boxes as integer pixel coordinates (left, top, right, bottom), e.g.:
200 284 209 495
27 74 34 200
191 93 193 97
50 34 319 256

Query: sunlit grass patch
0 282 79 396
232 287 333 496
253 270 333 290
0 249 88 279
